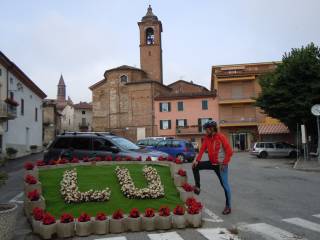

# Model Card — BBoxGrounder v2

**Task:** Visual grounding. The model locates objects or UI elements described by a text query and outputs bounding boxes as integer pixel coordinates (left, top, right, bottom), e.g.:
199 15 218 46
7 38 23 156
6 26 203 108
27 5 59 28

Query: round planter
24 197 46 217
141 216 155 231
76 220 92 236
39 222 57 239
172 214 186 229
0 203 18 240
24 182 42 195
57 220 75 238
31 218 41 235
109 218 125 234
173 174 187 187
156 214 172 230
92 219 109 235
127 217 141 232
179 189 194 202
186 212 202 227
25 169 38 178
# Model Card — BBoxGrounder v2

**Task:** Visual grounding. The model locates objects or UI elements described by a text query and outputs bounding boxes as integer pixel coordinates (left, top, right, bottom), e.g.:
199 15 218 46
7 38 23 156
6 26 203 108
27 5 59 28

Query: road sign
311 104 320 116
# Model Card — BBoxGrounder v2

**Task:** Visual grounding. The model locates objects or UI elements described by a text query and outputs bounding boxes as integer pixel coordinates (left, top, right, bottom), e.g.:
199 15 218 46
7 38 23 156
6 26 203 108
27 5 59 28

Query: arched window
146 28 155 45
120 75 128 84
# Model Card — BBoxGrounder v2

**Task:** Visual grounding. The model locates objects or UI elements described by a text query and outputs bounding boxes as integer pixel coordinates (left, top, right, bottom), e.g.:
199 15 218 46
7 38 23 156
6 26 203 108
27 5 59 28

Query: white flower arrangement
115 165 165 199
60 169 111 203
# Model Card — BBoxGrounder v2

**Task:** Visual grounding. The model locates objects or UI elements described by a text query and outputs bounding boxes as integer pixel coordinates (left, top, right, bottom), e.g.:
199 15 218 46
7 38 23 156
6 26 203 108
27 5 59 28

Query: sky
1 0 319 103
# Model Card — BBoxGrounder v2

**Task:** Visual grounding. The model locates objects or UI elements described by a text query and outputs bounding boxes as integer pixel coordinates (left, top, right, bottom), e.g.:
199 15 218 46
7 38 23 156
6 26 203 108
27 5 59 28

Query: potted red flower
93 212 109 235
156 206 172 230
24 162 38 178
127 208 141 232
110 209 125 233
125 156 132 161
186 197 203 227
141 208 156 231
25 190 45 216
31 207 44 235
24 174 42 194
115 156 122 161
40 212 56 239
179 183 194 201
70 157 80 164
136 156 142 161
76 212 92 236
105 155 113 161
146 156 152 161
167 155 175 161
174 168 188 187
172 205 186 228
57 213 75 238
36 160 46 167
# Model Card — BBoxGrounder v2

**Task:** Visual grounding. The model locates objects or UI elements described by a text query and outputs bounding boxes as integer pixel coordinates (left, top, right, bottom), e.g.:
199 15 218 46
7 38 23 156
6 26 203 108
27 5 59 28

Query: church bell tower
138 5 163 83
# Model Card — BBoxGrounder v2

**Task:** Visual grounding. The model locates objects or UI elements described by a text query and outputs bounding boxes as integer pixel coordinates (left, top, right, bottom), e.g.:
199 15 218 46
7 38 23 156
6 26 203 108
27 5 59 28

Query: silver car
250 142 297 158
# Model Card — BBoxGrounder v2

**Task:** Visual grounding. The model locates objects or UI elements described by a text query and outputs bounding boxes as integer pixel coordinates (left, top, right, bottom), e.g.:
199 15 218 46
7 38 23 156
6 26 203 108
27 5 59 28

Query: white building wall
61 105 75 131
74 108 92 131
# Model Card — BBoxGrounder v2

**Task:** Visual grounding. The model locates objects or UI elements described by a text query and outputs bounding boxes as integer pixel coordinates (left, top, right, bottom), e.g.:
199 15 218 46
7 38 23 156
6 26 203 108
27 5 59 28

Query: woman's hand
192 160 198 168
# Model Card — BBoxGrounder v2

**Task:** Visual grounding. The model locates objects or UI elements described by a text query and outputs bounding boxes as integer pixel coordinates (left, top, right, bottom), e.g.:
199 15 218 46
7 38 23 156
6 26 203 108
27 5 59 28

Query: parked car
136 137 173 149
44 132 168 163
250 142 298 158
151 139 196 162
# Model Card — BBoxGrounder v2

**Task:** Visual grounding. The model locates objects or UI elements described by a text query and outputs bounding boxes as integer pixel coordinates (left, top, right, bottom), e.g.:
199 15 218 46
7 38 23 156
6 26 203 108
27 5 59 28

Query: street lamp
311 104 320 162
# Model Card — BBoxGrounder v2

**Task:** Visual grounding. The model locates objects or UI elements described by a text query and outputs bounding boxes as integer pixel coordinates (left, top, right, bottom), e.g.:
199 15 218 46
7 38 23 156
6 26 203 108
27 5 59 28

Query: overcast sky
1 0 319 103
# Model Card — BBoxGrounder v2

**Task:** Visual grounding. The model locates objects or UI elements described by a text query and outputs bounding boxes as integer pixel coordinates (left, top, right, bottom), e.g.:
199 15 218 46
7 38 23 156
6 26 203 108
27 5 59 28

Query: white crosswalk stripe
203 207 223 222
197 228 241 240
148 231 184 240
239 222 307 240
95 237 127 240
283 217 320 233
313 214 320 219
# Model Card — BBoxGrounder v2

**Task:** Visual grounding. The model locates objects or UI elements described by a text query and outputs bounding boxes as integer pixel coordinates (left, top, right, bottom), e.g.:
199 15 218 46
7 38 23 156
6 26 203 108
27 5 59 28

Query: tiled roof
155 91 216 101
73 102 92 109
258 123 290 135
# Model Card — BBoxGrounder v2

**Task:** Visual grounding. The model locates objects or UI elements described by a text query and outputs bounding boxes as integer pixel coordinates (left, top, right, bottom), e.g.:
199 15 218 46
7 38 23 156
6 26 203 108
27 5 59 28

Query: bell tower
57 74 66 103
138 5 163 83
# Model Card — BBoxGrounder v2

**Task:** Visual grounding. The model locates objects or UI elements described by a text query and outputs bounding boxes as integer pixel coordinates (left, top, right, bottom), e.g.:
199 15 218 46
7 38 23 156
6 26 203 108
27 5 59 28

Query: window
120 75 128 84
202 100 208 110
159 102 171 112
81 118 86 125
176 119 187 127
160 120 171 130
177 101 184 111
82 110 86 115
20 99 24 116
52 137 73 149
275 143 284 149
157 140 168 147
112 137 140 150
146 28 155 45
256 143 265 148
265 143 275 148
198 118 212 132
93 138 114 151
172 140 182 148
35 107 38 121
71 137 92 150
10 92 14 99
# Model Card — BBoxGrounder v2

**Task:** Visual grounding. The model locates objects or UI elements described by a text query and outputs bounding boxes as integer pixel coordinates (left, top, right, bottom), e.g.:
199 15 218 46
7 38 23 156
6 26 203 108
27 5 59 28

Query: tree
256 43 320 138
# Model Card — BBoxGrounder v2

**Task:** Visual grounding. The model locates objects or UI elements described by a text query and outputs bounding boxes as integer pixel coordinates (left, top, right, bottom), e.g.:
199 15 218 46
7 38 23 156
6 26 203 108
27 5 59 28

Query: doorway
231 132 249 151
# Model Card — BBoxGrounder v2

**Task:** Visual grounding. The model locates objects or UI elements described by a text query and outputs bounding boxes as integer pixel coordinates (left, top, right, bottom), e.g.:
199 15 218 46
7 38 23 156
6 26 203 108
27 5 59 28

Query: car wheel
177 154 186 162
259 151 268 158
289 151 297 158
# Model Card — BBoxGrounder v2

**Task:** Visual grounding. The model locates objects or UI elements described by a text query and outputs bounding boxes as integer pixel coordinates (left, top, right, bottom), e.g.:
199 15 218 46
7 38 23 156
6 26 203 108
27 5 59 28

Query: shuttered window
160 120 171 130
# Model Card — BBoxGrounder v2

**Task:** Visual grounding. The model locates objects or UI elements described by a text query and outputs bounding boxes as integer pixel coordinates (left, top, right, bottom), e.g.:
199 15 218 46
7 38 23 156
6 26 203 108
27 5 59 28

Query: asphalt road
1 152 319 240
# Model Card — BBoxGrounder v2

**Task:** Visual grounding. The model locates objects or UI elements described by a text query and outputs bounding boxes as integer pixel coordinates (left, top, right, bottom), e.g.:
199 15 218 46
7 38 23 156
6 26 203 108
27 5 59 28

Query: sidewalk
294 158 320 172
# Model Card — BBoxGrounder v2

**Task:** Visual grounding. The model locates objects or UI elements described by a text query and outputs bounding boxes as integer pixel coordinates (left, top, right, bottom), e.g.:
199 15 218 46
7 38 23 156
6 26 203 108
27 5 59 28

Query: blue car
152 139 196 162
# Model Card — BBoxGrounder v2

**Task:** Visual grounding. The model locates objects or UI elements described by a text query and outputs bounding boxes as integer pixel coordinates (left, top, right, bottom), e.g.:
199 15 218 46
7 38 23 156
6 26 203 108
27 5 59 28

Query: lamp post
311 104 320 162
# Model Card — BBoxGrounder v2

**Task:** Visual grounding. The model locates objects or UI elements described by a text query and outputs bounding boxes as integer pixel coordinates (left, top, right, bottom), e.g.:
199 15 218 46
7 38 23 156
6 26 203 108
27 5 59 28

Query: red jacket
196 133 233 165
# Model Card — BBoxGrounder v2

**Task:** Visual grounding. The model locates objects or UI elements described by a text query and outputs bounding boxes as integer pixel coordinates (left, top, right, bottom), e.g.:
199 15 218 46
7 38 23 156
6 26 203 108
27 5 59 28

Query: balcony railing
219 117 257 125
0 100 17 119
218 95 256 101
176 125 202 135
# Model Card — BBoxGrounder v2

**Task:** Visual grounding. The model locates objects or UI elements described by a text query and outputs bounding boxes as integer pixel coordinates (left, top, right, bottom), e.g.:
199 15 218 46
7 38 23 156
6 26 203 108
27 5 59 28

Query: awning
258 123 289 135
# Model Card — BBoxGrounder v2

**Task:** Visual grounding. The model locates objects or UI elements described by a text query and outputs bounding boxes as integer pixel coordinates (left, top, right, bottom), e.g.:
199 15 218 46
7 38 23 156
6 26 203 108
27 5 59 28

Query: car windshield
112 137 140 150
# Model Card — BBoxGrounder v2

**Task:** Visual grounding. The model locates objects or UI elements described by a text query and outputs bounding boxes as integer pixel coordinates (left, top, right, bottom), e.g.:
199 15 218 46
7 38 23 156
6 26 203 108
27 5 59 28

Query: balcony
219 117 257 127
176 125 202 135
0 100 17 120
217 76 256 82
218 96 256 105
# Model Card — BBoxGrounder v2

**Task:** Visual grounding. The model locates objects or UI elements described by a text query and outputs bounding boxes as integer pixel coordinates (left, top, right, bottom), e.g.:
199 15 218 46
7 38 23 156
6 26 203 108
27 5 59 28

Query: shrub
6 147 18 155
27 189 40 201
25 175 37 184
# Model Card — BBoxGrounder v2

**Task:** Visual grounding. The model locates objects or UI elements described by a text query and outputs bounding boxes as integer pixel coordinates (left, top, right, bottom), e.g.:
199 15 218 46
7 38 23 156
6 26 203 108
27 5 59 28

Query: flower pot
172 214 186 229
57 220 75 238
39 222 57 239
186 212 202 227
173 174 187 187
31 219 42 235
75 220 92 236
178 188 194 202
92 219 109 235
25 169 38 178
24 182 42 195
24 196 46 217
141 216 155 231
127 217 141 232
109 218 125 234
156 214 172 230
0 203 18 240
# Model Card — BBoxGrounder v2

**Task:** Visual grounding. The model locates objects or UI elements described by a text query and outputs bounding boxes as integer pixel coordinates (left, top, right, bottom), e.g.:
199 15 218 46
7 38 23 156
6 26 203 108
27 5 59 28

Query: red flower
24 162 34 170
177 169 186 177
144 208 155 218
175 158 182 164
27 189 40 201
83 156 89 162
167 156 175 162
95 156 102 161
112 209 124 219
58 158 68 164
185 198 203 214
158 206 170 217
182 183 194 192
25 174 37 184
173 205 185 215
125 156 132 161
158 156 164 161
42 212 56 225
60 213 74 223
71 158 79 163
115 156 122 161
36 160 45 166
146 156 152 161
186 197 198 207
32 207 44 221
49 160 57 165
129 208 140 218
105 155 113 161
96 212 107 221
136 156 142 161
78 213 91 222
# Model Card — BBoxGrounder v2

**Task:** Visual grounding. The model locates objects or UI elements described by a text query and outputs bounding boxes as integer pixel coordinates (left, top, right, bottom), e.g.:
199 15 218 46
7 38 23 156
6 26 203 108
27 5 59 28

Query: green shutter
168 120 171 129
160 103 163 112
198 119 202 132
168 102 171 112
160 120 163 130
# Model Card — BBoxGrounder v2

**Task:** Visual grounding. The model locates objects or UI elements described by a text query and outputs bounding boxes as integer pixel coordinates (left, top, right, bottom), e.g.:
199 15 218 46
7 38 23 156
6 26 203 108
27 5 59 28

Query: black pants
192 161 231 207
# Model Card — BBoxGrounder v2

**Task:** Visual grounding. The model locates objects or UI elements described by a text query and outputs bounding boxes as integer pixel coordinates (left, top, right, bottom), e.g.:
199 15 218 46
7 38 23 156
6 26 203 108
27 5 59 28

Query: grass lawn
39 164 183 218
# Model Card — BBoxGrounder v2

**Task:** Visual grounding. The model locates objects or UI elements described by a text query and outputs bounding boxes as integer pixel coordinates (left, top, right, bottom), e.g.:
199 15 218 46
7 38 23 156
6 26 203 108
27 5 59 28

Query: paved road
1 152 320 240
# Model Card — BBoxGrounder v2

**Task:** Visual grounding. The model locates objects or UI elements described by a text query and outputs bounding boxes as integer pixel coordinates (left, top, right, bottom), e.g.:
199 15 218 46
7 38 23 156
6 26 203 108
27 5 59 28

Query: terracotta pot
156 214 172 230
31 218 41 235
172 214 186 229
75 220 92 236
173 174 187 187
141 216 155 231
57 220 75 238
39 222 57 239
178 188 194 202
186 212 202 227
127 217 141 232
24 182 42 195
109 218 125 234
92 219 109 235
24 196 46 217
25 169 38 178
